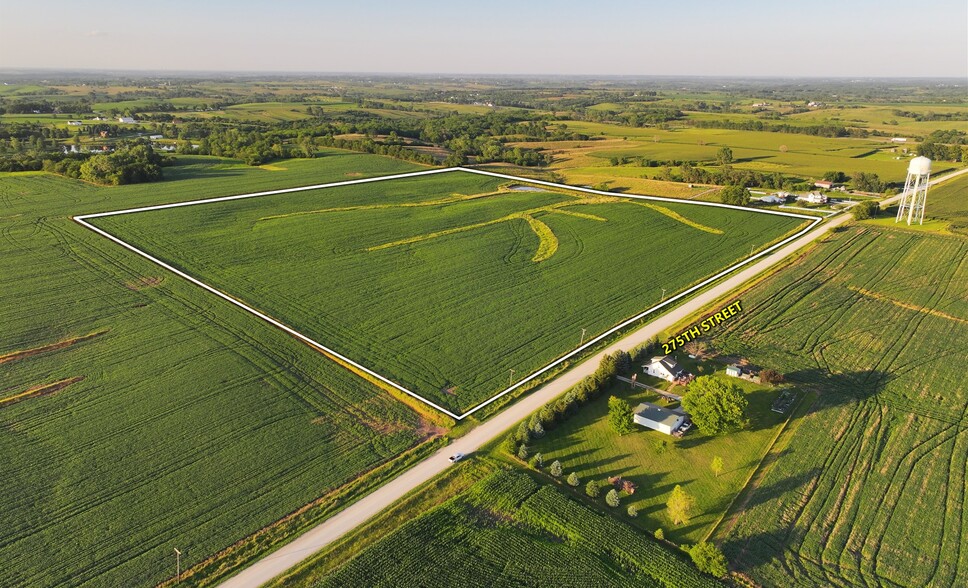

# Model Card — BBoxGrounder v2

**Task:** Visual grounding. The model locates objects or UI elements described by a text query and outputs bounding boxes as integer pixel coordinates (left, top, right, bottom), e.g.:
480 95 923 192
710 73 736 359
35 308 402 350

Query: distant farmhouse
633 402 685 435
118 116 136 124
67 120 83 126
643 355 684 382
813 180 835 190
891 137 908 143
799 192 829 204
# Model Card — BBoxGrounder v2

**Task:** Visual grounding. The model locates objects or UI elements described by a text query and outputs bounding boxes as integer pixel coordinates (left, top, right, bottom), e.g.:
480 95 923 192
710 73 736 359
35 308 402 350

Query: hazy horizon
2 0 966 78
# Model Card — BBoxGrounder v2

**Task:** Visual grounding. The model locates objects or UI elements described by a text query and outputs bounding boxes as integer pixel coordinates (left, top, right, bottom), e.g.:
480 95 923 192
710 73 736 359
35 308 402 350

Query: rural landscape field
710 190 968 588
0 153 437 587
88 168 806 415
1 3 966 584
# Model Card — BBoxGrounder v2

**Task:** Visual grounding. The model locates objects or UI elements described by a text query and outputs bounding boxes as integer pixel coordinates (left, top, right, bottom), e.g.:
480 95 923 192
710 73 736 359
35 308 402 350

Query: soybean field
714 225 968 588
290 468 725 588
91 169 808 415
0 152 431 587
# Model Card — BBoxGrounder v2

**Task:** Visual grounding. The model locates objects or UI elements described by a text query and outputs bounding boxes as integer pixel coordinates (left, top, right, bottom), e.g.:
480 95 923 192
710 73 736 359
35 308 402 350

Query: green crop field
712 226 967 587
282 466 725 588
528 121 961 185
0 151 436 587
89 170 808 415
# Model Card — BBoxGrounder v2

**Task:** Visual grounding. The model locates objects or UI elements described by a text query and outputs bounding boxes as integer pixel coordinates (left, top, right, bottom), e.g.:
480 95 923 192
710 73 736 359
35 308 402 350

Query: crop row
316 470 723 587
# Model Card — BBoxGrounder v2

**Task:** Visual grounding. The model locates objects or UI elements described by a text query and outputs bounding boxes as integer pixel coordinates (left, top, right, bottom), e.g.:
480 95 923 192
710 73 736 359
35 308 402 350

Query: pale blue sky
1 0 965 76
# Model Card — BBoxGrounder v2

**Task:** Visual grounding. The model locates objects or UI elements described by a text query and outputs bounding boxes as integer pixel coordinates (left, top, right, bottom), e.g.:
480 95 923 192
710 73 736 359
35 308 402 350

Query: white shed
633 403 685 435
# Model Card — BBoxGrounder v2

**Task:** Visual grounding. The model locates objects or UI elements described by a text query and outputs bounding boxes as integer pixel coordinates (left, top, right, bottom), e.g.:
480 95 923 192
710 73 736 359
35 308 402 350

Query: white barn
760 193 786 204
633 403 685 435
643 355 684 382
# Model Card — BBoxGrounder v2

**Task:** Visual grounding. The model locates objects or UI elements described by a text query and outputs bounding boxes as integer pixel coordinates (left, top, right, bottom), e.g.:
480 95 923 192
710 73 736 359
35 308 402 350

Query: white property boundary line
74 167 821 420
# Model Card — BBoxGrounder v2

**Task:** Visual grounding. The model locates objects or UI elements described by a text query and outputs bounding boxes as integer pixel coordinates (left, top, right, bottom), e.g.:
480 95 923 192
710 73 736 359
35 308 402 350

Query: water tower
896 156 931 225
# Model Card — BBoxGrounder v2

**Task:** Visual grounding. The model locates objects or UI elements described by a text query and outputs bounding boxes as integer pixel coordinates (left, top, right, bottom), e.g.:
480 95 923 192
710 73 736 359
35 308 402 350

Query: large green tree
690 541 729 577
681 376 749 434
607 395 635 435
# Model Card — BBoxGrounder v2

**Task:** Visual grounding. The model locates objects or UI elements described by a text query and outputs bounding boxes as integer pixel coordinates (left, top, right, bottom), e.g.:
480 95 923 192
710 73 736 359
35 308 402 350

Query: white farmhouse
118 116 136 124
798 192 828 204
633 403 685 435
643 355 684 382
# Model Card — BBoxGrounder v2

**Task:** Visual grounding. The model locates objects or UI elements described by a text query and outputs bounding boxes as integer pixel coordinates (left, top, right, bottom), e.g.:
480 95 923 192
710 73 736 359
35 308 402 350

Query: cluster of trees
660 162 788 190
691 117 870 138
41 143 169 185
503 337 662 460
851 171 885 193
917 130 967 162
1 99 91 114
165 110 555 167
581 107 684 127
502 349 638 459
718 185 752 206
852 200 882 220
891 109 968 122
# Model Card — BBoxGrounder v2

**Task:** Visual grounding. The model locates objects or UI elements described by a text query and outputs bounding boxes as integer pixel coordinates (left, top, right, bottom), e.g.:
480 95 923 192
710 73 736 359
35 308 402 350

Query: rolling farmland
713 226 967 587
283 467 725 588
0 152 434 587
90 170 808 415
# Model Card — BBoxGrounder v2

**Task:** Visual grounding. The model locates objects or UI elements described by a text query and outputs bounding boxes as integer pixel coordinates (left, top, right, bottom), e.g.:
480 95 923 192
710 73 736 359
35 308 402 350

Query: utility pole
580 327 587 346
661 288 666 302
509 368 515 387
174 548 182 583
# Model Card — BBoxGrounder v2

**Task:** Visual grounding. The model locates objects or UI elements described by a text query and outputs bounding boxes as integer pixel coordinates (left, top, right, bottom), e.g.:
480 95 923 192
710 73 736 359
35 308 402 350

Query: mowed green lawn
714 226 968 588
0 151 431 587
529 369 792 545
92 170 808 414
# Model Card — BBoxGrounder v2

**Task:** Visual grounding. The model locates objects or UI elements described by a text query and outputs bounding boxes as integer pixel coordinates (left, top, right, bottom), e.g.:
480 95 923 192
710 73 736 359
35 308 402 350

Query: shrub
501 434 518 455
654 528 665 541
529 416 545 438
567 472 580 487
529 453 544 469
517 444 529 460
606 489 621 507
585 480 601 498
549 460 563 477
515 421 531 444
538 406 556 426
627 505 639 518
759 368 785 384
